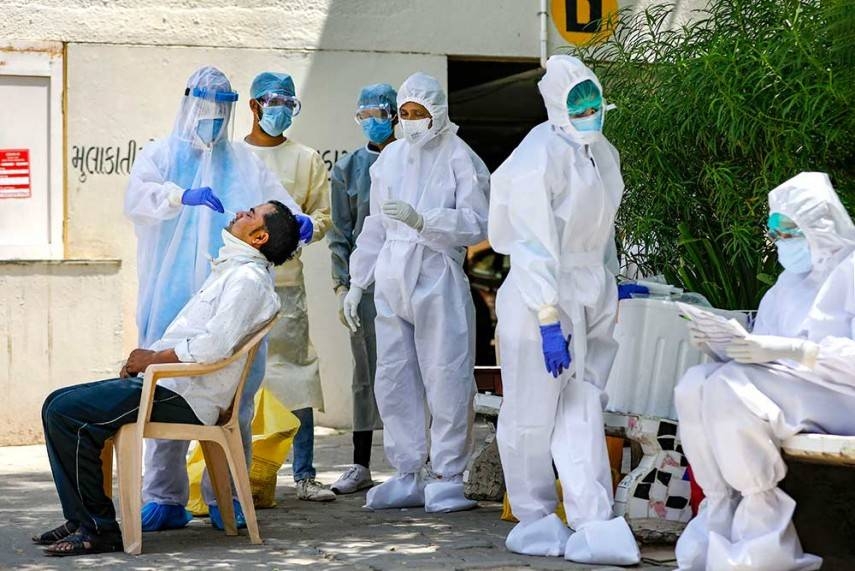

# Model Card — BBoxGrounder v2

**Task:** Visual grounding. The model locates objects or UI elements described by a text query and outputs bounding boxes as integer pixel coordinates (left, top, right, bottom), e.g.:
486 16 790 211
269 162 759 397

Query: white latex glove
725 334 819 367
686 322 722 360
335 287 349 328
686 320 714 349
343 286 364 333
382 200 424 231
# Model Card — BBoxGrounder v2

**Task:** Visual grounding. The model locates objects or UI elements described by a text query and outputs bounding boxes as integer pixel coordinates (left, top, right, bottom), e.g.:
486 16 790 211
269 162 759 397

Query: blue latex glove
296 214 314 243
539 322 571 378
141 501 192 532
209 499 247 530
182 186 225 213
617 283 649 300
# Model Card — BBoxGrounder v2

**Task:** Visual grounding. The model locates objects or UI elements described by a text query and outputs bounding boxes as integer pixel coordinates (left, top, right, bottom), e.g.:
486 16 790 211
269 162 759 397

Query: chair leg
114 425 143 555
222 428 262 545
200 440 238 536
101 439 114 498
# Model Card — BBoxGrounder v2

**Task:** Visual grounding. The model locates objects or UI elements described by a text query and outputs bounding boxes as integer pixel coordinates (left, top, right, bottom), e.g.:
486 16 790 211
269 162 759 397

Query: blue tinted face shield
185 86 240 103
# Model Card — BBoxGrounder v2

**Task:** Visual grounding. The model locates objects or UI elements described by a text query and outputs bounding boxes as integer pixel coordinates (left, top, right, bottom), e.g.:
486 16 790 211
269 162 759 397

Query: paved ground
0 423 676 570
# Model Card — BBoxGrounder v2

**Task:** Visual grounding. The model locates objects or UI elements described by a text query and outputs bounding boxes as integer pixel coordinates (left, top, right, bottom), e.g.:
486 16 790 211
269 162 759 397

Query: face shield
766 212 803 241
172 74 239 149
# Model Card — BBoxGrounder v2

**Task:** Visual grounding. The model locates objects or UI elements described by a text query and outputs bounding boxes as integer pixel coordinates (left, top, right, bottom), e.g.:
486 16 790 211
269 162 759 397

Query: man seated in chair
33 200 299 557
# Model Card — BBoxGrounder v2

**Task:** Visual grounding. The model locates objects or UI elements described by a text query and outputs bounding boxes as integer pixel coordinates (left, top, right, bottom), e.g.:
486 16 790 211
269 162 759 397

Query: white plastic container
605 298 747 420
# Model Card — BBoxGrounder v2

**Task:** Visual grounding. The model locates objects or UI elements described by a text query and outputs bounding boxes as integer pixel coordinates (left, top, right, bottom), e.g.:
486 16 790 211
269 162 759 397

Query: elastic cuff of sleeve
173 339 194 363
801 341 820 369
166 183 185 207
536 306 560 326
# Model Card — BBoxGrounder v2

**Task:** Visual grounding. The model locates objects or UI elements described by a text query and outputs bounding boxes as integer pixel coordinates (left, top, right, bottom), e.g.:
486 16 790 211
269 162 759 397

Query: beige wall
0 260 122 445
1 1 541 56
0 1 703 60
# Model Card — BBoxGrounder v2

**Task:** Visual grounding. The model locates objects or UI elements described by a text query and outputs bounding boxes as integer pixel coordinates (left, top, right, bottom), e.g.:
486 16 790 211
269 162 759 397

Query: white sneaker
295 478 337 502
331 464 374 495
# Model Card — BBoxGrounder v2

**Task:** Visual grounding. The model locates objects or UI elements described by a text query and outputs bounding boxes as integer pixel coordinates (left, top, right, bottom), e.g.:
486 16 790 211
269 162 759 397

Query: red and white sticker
0 149 31 198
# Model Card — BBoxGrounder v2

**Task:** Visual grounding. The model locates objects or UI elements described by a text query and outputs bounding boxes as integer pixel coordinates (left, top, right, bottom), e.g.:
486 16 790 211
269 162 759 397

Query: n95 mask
401 118 431 144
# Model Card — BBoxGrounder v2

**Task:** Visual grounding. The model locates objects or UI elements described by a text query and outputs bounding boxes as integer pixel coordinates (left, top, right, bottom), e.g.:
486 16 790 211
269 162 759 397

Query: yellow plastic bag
186 388 301 515
501 481 567 524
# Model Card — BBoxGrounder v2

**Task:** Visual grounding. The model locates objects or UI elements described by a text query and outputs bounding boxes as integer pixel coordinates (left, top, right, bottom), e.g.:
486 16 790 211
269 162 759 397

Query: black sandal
44 529 123 557
32 520 78 545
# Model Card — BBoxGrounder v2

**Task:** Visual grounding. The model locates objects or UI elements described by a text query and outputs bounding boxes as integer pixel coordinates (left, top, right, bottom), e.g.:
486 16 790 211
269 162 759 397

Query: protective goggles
185 86 239 102
354 104 394 123
257 92 301 115
766 212 803 240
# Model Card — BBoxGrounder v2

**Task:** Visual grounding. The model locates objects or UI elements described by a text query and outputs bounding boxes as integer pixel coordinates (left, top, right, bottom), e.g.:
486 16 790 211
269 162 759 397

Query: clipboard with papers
676 302 750 360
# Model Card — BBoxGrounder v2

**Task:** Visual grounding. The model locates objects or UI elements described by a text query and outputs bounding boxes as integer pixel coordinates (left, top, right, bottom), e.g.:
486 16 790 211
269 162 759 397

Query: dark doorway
448 58 547 366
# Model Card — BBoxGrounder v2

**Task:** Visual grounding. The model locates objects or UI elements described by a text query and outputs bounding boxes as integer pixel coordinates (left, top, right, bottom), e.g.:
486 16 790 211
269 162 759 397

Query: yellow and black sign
550 0 619 45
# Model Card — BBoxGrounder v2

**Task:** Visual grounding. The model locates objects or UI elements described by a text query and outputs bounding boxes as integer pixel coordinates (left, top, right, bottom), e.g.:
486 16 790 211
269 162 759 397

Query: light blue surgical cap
357 83 398 111
566 79 602 115
250 72 295 99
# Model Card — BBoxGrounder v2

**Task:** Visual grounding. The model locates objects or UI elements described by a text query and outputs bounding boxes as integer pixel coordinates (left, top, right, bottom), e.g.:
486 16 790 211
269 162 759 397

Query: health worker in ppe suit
243 71 335 503
342 72 490 512
124 66 309 531
327 83 398 495
674 171 855 571
489 55 640 565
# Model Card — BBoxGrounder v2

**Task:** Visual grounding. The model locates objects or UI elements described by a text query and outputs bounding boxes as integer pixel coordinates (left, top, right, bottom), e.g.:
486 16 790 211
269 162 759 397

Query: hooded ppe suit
674 172 855 571
124 66 300 516
489 55 639 564
328 84 399 435
348 73 490 512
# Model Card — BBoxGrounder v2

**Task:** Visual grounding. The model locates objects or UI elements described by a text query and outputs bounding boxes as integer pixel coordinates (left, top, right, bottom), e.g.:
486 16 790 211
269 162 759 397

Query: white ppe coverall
675 172 855 571
150 233 281 425
348 72 490 512
124 66 300 509
490 55 639 564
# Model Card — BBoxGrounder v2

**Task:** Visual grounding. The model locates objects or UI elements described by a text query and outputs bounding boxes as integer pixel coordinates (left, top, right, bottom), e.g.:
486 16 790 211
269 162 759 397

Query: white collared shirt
148 240 280 424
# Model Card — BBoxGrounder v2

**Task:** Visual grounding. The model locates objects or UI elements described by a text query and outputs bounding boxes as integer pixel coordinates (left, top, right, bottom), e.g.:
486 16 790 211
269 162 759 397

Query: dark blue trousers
41 378 201 535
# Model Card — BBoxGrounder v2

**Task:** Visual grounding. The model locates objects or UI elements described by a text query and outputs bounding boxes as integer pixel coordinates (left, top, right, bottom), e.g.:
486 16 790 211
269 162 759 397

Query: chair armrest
136 361 238 425
135 314 279 425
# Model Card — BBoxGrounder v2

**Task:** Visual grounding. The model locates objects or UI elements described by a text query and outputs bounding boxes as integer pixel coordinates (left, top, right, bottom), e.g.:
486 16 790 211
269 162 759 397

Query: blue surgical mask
259 106 292 136
569 108 603 133
776 237 812 273
360 118 393 144
196 118 225 145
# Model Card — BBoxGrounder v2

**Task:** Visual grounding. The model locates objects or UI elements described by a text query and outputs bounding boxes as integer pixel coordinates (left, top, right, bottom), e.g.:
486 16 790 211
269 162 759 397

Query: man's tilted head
227 200 299 265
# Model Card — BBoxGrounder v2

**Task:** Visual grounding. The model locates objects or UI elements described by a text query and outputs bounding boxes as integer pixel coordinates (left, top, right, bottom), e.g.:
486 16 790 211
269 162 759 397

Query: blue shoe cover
141 501 192 532
209 499 247 530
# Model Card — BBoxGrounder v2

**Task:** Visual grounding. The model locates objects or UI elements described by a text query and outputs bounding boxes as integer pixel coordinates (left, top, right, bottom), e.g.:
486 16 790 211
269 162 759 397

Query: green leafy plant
569 0 855 309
